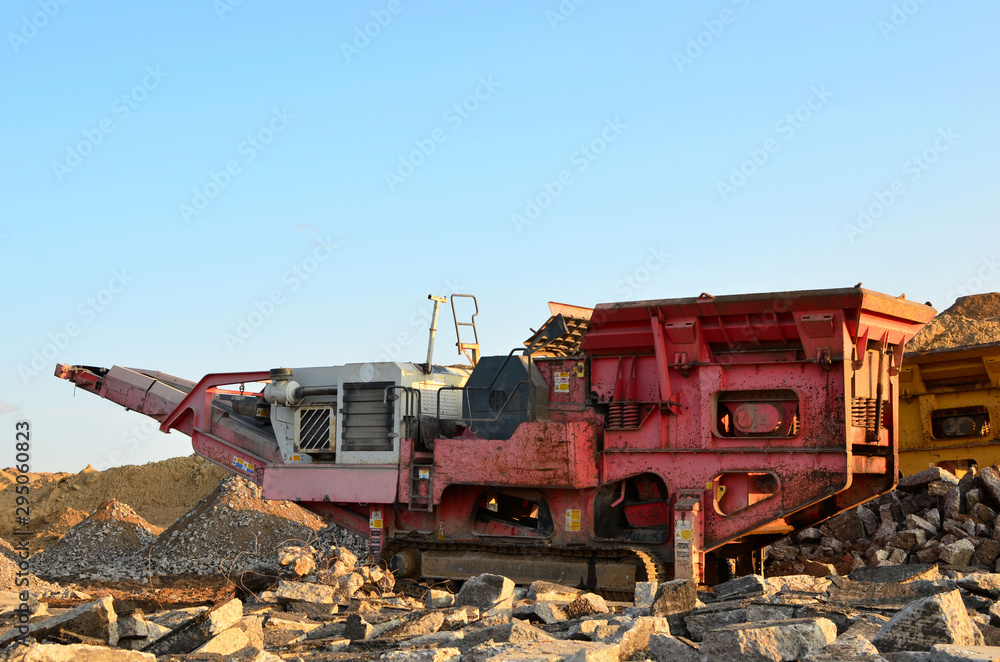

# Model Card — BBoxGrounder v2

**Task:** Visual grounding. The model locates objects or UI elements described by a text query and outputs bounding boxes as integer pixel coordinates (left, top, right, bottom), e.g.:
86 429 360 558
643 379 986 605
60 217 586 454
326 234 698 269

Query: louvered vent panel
296 406 334 451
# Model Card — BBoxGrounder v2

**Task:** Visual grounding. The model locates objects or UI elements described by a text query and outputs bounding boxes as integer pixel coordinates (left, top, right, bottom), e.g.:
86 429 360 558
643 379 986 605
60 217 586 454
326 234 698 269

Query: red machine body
57 287 935 589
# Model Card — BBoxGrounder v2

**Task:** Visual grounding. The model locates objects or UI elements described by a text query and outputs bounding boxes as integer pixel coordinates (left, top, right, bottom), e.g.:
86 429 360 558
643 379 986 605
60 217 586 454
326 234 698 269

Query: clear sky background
2 1 998 473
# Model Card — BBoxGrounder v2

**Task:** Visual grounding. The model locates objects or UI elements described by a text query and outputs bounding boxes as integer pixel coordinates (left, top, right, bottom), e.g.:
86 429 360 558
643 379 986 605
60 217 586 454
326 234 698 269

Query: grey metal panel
342 382 394 451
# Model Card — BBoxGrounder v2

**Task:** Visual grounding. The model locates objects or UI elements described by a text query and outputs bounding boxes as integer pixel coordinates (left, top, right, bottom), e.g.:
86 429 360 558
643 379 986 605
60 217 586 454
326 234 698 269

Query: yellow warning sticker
565 509 581 532
370 510 383 529
675 519 693 541
554 371 571 393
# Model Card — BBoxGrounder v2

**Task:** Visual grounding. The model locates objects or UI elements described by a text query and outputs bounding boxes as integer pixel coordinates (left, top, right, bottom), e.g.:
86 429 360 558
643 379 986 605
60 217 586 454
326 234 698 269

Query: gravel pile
907 292 1000 352
767 464 1000 577
29 499 162 581
142 474 326 578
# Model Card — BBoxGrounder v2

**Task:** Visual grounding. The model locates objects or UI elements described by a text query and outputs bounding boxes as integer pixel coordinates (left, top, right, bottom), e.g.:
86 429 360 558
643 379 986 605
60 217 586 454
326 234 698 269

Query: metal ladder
409 463 434 511
450 294 481 367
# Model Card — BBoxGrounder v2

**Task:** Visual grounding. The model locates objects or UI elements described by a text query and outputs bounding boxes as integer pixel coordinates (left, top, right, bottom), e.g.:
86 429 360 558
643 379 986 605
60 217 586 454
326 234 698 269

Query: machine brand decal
565 509 581 532
418 468 430 480
370 510 383 529
554 371 571 393
232 457 255 474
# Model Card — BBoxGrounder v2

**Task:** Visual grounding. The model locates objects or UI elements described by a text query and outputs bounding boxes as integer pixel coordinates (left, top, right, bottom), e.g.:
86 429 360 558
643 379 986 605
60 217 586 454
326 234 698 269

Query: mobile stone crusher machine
56 287 935 590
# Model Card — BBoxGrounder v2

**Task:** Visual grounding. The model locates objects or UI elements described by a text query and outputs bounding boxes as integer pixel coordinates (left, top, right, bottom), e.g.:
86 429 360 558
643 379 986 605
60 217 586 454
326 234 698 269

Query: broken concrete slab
514 601 566 624
193 625 251 655
567 619 610 641
684 604 749 641
648 633 700 662
0 596 118 647
472 640 620 662
798 633 886 662
633 582 657 610
702 617 837 662
849 565 942 584
143 597 243 655
426 589 455 609
899 468 960 492
457 574 516 612
0 642 154 661
873 590 985 653
957 573 1000 599
564 593 609 619
827 577 956 608
381 648 462 662
711 574 768 601
929 644 1000 660
606 616 669 660
274 579 338 604
526 581 583 603
149 606 206 629
649 579 696 617
392 611 445 638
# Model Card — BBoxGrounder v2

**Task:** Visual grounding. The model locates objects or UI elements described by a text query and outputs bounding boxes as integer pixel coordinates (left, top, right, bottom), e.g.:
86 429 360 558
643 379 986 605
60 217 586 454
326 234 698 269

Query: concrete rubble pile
27 476 338 582
140 475 328 578
28 501 162 582
768 465 1000 577
8 564 1000 660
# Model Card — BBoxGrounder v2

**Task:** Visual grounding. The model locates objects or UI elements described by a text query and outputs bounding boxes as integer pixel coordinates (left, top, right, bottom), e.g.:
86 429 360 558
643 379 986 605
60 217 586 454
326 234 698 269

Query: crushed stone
29 500 162 581
907 292 1000 352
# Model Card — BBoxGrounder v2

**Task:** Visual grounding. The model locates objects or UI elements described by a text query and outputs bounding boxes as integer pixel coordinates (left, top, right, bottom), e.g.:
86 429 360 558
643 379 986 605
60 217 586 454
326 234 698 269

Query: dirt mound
0 553 56 592
907 292 1000 352
143 475 326 578
0 455 228 553
30 500 163 581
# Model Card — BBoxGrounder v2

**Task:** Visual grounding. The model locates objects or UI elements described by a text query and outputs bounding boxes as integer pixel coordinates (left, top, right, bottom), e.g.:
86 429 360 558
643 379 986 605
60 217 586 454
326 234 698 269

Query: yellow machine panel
898 341 1000 476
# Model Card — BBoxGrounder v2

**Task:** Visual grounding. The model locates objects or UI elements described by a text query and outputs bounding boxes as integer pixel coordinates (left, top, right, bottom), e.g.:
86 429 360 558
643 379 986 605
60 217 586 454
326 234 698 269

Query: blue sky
2 1 998 472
